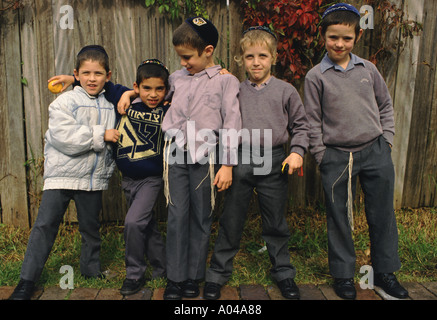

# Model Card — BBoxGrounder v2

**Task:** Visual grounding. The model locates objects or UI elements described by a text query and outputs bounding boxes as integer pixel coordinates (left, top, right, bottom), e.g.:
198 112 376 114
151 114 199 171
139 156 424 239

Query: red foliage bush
241 0 336 84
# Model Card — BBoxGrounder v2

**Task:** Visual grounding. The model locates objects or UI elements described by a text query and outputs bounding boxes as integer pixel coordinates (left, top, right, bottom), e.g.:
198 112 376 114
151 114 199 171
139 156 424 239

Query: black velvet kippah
185 17 219 47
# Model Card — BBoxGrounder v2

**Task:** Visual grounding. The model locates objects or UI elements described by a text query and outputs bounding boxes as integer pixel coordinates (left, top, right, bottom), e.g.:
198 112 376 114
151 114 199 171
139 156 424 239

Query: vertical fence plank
0 0 29 228
402 0 437 207
391 0 424 208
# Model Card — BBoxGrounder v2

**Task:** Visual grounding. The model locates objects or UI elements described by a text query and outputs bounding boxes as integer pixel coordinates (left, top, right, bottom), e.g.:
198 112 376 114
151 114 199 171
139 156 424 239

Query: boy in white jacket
9 45 118 300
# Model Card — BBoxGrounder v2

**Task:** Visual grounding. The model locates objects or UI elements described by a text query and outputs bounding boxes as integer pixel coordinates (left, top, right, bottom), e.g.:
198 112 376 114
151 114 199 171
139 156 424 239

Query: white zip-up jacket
43 86 116 191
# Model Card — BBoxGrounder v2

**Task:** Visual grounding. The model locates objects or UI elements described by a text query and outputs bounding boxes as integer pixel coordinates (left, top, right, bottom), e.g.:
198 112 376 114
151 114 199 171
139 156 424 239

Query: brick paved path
1 282 436 300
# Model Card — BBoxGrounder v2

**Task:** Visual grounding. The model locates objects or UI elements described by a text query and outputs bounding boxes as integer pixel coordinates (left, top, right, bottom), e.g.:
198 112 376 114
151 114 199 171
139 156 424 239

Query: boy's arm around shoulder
46 93 108 156
303 68 326 165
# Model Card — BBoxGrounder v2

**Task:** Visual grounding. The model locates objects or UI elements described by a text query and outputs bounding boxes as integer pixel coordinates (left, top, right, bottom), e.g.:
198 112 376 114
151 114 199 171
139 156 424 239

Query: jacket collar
74 85 106 99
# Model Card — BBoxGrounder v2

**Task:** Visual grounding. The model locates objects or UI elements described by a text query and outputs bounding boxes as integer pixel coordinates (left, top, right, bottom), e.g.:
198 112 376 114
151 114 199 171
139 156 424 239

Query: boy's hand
117 90 137 115
213 165 233 192
48 75 75 93
282 153 303 175
104 129 120 143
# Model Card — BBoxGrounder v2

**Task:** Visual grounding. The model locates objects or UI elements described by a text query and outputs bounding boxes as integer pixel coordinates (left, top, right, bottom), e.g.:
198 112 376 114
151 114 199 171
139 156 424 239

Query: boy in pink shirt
161 17 241 300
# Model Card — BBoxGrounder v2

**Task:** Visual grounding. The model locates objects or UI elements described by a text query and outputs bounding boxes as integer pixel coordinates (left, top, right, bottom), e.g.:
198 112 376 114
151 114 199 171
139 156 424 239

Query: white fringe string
163 138 173 206
331 152 354 231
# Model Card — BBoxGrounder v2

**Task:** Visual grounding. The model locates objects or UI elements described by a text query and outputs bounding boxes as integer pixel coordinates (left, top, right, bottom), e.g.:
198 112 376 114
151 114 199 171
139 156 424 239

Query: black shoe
120 277 146 295
374 273 409 299
204 282 222 300
182 279 200 298
164 280 182 300
82 273 106 280
9 279 35 300
277 278 300 299
333 278 356 300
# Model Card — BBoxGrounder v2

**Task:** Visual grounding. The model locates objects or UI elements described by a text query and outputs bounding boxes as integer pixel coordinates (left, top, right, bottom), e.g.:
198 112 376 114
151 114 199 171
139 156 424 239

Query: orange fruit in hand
48 80 63 94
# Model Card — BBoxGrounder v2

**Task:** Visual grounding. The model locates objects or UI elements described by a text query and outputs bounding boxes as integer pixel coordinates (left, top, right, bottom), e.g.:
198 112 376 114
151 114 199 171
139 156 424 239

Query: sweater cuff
290 146 305 159
383 131 394 147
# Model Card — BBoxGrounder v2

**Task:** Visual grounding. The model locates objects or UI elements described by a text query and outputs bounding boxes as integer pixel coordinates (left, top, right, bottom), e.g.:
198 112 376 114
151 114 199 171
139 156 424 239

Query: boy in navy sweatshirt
304 3 408 300
115 59 169 295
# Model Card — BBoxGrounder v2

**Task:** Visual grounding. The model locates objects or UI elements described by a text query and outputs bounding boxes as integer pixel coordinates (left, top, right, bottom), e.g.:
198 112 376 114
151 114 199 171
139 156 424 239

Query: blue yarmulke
322 3 360 19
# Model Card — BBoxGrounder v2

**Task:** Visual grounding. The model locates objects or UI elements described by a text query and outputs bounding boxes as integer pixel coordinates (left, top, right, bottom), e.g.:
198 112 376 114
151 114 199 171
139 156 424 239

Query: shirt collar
189 65 222 78
320 53 365 73
248 75 273 88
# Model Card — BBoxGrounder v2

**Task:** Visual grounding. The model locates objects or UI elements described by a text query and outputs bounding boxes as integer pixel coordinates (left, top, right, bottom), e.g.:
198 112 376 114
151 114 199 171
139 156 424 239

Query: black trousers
206 146 296 285
20 189 103 282
122 176 166 280
319 136 401 278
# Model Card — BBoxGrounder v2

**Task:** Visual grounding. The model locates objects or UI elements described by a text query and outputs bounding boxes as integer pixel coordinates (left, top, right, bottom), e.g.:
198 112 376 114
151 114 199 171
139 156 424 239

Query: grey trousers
206 147 296 285
122 176 166 280
20 189 103 282
166 154 218 283
320 136 401 278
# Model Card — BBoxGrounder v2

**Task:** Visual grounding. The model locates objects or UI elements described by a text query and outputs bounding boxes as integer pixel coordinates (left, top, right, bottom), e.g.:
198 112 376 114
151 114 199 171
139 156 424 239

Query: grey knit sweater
239 76 309 157
304 53 395 164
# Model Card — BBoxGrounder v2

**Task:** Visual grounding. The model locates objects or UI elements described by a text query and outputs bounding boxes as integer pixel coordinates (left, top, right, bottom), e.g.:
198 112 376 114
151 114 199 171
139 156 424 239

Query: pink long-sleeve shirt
162 65 242 165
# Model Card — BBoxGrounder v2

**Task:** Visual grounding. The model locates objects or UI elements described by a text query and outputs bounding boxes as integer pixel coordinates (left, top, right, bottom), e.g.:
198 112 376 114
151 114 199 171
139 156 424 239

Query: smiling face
174 44 214 75
134 77 167 109
243 43 274 85
323 23 362 69
74 60 111 96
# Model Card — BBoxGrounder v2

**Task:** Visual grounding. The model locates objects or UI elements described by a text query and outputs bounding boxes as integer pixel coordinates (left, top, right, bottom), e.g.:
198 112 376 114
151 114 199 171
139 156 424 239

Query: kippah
77 45 108 57
185 17 219 47
137 58 169 75
242 25 278 40
322 3 360 19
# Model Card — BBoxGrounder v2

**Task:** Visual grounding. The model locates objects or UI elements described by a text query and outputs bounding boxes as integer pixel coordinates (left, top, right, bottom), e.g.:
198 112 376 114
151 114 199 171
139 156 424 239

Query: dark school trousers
319 135 401 278
206 146 296 285
20 189 103 282
166 152 218 283
122 176 166 280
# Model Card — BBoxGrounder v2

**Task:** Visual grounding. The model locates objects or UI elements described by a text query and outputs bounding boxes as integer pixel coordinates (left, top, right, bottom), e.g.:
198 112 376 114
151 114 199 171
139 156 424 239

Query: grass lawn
1 206 436 290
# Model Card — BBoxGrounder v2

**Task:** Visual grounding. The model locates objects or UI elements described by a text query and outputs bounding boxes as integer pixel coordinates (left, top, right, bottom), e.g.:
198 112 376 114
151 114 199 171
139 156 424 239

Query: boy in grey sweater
204 26 309 300
304 3 408 300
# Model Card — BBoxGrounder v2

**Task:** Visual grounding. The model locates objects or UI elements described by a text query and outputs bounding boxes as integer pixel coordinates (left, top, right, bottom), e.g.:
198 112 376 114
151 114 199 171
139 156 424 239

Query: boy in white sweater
10 45 117 300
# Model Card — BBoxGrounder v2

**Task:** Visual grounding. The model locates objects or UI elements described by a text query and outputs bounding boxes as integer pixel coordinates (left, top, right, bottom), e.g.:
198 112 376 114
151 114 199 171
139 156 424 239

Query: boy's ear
204 44 214 57
356 28 363 43
133 81 139 94
106 70 112 82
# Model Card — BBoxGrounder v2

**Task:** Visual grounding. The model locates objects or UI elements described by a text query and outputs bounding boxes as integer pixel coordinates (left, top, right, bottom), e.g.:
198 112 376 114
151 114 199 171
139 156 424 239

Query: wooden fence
0 0 436 228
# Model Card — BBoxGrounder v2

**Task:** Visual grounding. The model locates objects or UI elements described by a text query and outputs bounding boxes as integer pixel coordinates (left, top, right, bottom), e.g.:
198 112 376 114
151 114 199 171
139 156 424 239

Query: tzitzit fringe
163 138 173 206
195 151 216 215
331 152 354 231
162 139 216 213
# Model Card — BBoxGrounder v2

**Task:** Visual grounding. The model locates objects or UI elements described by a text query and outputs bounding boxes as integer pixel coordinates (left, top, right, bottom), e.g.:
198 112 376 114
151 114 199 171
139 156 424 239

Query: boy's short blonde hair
235 29 278 66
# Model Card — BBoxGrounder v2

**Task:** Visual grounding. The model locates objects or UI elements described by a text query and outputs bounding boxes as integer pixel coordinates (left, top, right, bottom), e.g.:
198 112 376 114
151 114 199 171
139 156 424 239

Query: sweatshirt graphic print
115 100 169 179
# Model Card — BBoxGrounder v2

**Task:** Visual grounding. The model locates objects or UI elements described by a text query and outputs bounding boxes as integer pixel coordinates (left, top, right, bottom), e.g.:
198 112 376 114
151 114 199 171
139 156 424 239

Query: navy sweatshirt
115 98 169 179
